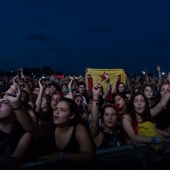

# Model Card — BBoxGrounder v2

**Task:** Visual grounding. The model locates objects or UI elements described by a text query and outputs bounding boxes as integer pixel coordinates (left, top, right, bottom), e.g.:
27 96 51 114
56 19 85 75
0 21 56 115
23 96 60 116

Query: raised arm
85 72 93 96
67 76 74 100
126 75 132 93
150 91 170 117
35 78 44 113
122 114 163 144
90 82 101 138
103 72 110 100
157 65 162 87
111 76 119 94
6 85 50 138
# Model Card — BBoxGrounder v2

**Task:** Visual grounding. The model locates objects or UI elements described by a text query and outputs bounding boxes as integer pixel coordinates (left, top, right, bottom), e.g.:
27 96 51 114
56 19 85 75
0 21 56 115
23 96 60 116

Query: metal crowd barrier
20 139 170 170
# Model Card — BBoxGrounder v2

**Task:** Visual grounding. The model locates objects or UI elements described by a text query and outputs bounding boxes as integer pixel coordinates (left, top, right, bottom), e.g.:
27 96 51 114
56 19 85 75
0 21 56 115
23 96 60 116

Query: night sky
1 0 170 75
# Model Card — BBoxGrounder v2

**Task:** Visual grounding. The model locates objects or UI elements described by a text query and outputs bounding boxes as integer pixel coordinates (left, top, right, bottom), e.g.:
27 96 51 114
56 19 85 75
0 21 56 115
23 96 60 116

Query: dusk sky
1 0 170 75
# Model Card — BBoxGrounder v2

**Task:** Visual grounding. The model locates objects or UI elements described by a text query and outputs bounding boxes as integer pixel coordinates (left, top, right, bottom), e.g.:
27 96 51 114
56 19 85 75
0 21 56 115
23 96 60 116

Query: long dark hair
126 92 151 122
100 104 117 123
58 98 82 125
142 84 157 108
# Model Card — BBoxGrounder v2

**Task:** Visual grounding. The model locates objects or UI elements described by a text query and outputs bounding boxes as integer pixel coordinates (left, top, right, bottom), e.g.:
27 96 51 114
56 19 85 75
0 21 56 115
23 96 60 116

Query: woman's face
125 93 132 101
160 84 170 98
114 95 126 109
133 95 146 114
41 97 47 108
103 107 117 128
62 85 67 93
44 87 50 95
51 93 62 110
53 101 74 125
74 96 83 106
118 84 125 92
0 99 14 120
144 86 153 99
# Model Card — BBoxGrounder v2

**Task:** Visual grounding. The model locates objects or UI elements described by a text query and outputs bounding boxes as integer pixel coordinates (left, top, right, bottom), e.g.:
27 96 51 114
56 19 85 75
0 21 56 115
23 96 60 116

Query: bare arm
150 91 170 117
111 76 119 94
103 72 110 100
67 77 74 100
157 65 162 87
90 82 101 138
6 86 50 138
126 75 132 93
35 78 44 113
12 132 32 160
122 114 153 143
68 124 94 164
38 124 94 165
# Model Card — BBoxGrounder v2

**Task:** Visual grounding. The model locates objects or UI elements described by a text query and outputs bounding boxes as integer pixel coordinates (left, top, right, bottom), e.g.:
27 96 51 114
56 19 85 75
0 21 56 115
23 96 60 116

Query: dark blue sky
1 0 170 75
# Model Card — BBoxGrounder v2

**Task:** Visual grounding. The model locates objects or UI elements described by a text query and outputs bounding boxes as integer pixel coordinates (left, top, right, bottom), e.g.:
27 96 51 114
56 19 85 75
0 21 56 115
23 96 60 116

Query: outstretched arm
103 72 110 100
6 85 50 138
35 78 44 113
90 82 101 138
151 91 170 117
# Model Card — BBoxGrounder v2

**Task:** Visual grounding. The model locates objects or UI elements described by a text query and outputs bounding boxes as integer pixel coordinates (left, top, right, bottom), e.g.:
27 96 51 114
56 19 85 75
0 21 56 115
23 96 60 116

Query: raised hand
104 71 110 80
156 65 160 71
6 85 22 109
92 82 101 97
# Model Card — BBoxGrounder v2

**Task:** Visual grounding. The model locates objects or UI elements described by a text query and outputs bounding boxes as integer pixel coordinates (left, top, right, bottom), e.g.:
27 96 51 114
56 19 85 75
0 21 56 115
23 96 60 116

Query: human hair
126 92 151 122
116 82 126 93
74 94 83 101
112 92 128 104
156 83 170 102
78 81 86 87
100 104 117 123
142 84 157 97
58 98 82 125
51 92 64 100
142 84 157 108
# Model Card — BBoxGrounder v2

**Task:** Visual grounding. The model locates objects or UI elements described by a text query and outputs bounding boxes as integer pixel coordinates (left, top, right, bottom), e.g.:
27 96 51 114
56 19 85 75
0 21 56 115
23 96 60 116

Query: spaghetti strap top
46 125 80 154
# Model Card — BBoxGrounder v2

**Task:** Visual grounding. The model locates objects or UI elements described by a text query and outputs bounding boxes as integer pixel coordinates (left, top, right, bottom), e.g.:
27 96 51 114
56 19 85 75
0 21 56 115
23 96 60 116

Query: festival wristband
151 136 161 144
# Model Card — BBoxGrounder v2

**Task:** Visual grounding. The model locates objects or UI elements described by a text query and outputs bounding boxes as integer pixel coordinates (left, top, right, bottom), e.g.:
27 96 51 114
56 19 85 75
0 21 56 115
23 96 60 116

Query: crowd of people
0 65 170 170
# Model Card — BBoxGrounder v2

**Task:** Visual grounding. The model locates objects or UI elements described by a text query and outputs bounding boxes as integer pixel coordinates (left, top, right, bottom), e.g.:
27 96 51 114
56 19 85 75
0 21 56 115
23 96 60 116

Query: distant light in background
142 71 145 75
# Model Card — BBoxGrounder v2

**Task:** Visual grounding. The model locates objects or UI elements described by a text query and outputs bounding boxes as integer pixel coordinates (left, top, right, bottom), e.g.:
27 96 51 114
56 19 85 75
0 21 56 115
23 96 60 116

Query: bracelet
151 136 161 144
93 99 98 101
68 87 72 92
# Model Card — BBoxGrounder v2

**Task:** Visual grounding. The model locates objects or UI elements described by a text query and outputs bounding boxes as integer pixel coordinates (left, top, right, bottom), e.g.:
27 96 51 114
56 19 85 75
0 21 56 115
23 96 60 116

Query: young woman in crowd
155 83 170 132
112 92 128 119
6 85 94 169
34 78 53 124
142 84 157 108
121 91 170 151
90 82 125 149
0 96 32 170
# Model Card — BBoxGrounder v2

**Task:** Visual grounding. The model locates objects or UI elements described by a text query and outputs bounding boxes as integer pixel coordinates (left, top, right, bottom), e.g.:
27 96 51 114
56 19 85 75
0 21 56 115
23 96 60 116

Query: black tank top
35 125 80 156
0 120 26 156
98 128 125 149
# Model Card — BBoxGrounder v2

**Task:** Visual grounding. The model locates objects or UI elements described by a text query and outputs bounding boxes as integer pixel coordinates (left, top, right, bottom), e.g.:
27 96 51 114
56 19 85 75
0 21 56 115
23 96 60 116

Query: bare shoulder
122 114 131 122
75 124 90 137
76 124 88 132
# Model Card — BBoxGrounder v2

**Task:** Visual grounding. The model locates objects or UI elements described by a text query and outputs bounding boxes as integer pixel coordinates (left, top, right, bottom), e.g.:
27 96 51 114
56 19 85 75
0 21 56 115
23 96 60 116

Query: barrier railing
20 139 170 170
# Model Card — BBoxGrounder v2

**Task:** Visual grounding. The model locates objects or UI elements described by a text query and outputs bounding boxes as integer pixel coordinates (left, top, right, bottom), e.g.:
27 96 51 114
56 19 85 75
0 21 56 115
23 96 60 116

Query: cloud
23 33 54 42
27 18 48 28
45 46 69 53
87 26 114 33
